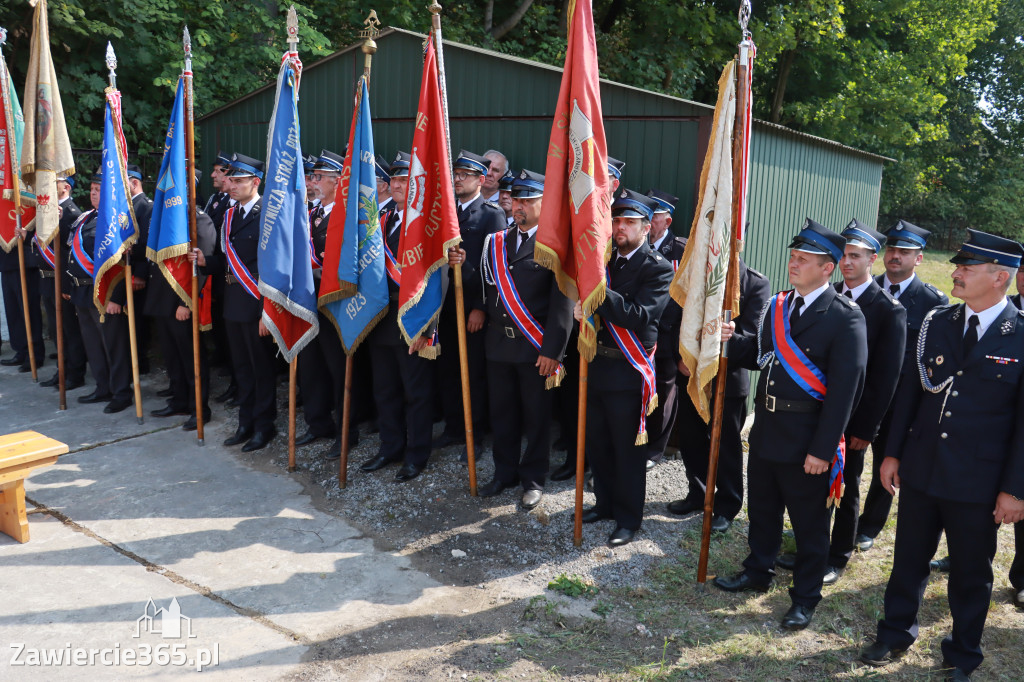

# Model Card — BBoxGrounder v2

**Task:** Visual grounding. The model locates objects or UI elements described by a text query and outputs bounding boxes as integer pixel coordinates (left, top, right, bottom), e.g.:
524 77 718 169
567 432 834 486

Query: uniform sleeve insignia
1001 319 1015 335
484 201 501 210
951 306 962 321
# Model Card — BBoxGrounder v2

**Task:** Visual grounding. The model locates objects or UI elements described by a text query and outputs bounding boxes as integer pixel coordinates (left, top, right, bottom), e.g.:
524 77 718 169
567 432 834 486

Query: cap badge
935 355 944 365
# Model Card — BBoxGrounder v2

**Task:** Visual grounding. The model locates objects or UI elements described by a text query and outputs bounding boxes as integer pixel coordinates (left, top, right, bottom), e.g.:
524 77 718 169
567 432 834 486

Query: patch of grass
592 600 613 618
547 573 599 599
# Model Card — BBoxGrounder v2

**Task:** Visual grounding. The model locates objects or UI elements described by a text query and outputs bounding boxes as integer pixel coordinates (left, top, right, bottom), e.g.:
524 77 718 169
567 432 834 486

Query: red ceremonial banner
534 0 613 361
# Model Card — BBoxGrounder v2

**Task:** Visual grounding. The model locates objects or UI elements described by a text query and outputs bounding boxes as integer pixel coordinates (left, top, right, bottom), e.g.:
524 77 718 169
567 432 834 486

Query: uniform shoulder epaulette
747 267 767 280
924 282 941 294
837 294 858 309
652 252 663 262
483 200 502 210
1017 307 1024 317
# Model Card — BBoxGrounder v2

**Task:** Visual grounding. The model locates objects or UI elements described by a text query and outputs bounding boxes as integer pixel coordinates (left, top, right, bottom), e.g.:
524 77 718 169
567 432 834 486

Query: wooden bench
0 431 68 543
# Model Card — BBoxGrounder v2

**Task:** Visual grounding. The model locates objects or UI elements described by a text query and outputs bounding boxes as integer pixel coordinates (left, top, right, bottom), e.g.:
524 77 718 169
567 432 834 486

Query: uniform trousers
858 402 896 538
78 302 132 402
156 316 209 415
828 444 868 568
743 453 832 608
645 354 679 461
2 267 44 360
42 279 87 381
676 392 747 521
298 311 357 441
487 359 553 491
587 354 647 531
40 272 57 341
225 320 277 433
876 485 998 674
369 338 435 468
438 308 488 438
554 327 581 456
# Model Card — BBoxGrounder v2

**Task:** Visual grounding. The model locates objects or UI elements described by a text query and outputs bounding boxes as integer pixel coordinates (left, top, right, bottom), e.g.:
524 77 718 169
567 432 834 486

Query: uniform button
956 370 963 376
769 380 775 386
951 391 958 397
944 411 951 418
774 361 780 366
997 374 1002 379
941 433 948 439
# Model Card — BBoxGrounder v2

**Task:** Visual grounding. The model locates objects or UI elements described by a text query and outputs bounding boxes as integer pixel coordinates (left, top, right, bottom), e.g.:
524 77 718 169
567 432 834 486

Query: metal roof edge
754 119 895 164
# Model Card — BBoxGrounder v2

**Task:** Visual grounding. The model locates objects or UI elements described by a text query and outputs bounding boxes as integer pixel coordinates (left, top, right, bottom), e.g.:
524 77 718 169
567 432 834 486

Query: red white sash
489 230 564 388
34 235 56 269
308 205 323 270
222 206 260 299
380 212 402 287
70 210 97 277
603 264 658 445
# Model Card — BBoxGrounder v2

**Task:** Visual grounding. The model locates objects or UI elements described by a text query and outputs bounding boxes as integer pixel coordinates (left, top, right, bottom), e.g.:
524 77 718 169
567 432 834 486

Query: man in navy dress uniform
860 230 1024 681
714 219 867 632
449 170 573 509
858 220 948 549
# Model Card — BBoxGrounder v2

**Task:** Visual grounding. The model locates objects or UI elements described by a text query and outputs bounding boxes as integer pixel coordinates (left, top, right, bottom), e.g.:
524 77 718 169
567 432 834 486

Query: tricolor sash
603 265 658 445
70 210 96 277
308 206 323 270
222 206 260 299
34 234 55 269
770 291 846 507
381 230 402 287
487 231 565 389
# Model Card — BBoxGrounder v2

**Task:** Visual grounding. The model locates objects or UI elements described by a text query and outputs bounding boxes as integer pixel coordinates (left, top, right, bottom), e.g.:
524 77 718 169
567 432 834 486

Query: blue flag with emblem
146 76 192 304
93 87 139 314
318 76 388 354
257 53 318 362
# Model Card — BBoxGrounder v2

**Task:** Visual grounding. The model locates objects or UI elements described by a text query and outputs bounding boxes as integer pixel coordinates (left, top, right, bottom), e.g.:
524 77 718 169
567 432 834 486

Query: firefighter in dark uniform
860 230 1024 681
434 150 507 450
1 202 45 371
190 153 277 451
448 169 573 509
375 155 392 218
713 219 867 632
497 169 515 227
644 188 686 469
38 174 87 389
667 256 770 533
303 153 318 212
576 189 673 547
1009 272 1024 609
204 151 236 401
125 164 153 374
295 149 358 455
858 221 948 550
358 152 438 482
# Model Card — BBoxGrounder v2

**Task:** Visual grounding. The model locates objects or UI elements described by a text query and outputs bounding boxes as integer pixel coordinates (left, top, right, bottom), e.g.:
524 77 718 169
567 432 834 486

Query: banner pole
288 357 297 471
573 324 589 547
54 236 66 408
182 28 204 443
16 232 38 380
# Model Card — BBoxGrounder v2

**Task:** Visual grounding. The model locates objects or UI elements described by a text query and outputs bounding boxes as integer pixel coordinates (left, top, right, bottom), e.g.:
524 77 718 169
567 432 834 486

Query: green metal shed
197 27 888 295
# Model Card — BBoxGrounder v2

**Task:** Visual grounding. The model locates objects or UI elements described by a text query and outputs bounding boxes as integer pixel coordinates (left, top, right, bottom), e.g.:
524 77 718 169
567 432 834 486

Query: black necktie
790 295 804 323
963 314 980 355
615 255 628 270
844 290 853 299
517 231 528 253
889 283 900 297
457 204 465 219
237 206 246 221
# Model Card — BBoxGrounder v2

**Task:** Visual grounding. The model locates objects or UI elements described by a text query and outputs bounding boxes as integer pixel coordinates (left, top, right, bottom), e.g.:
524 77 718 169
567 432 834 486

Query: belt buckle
765 395 776 413
504 326 515 339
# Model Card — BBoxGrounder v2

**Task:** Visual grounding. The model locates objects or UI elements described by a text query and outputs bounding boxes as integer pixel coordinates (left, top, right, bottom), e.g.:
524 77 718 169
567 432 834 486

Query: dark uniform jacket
734 285 867 464
201 199 263 323
144 210 217 317
838 280 907 441
308 202 331 296
371 211 438 347
724 260 771 398
876 273 947 377
596 241 674 352
66 210 99 308
447 194 506 313
33 196 81 271
204 192 231 231
887 301 1024 504
102 192 153 307
482 227 573 364
653 234 686 363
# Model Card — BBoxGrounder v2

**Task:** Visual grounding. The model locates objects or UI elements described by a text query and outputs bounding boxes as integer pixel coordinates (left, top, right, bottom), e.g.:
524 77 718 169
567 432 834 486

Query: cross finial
183 26 192 58
286 5 299 51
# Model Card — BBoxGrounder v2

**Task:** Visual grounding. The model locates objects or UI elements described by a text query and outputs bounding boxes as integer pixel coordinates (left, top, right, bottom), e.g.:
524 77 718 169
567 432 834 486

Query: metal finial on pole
286 6 299 53
183 25 192 62
105 41 117 88
738 0 752 37
360 9 381 82
0 27 8 47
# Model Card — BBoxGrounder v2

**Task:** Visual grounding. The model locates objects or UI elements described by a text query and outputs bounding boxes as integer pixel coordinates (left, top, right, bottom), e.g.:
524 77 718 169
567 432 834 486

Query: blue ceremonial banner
318 76 388 354
257 55 318 362
146 76 192 305
93 87 139 314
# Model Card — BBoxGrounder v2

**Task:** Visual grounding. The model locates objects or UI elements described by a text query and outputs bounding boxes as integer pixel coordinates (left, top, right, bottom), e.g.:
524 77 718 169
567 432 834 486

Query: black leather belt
504 325 517 339
594 344 622 359
226 273 238 285
40 270 55 279
758 394 821 413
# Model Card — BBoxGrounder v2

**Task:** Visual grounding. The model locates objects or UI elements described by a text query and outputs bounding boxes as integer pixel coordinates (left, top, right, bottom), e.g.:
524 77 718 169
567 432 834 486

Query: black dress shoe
859 640 905 666
666 497 703 516
49 352 57 360
359 453 401 472
78 391 113 404
64 378 86 391
711 515 732 534
856 533 874 552
224 427 254 447
521 489 543 509
104 397 133 414
431 432 464 449
712 572 770 593
579 507 610 524
294 430 328 447
0 355 25 366
608 527 635 547
478 478 515 498
822 566 843 585
182 411 211 431
242 430 276 452
780 603 814 630
156 387 174 398
775 553 797 571
394 462 424 482
215 385 237 403
645 459 657 471
151 404 189 418
40 374 59 387
324 438 342 461
550 460 583 481
930 555 951 572
18 362 33 373
941 660 971 681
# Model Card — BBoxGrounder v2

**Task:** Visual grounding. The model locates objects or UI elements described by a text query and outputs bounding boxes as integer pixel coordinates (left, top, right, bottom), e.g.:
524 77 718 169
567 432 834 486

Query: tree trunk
558 0 570 36
600 0 627 33
770 49 796 123
490 0 535 40
484 1 494 33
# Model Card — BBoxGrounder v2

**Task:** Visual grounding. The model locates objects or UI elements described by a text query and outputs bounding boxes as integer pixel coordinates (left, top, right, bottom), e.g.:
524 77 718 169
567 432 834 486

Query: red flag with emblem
534 0 612 361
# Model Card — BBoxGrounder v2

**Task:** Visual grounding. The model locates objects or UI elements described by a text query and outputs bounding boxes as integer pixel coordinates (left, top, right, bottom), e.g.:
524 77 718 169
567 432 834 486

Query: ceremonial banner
670 62 738 421
20 0 75 246
1 51 36 252
318 76 388 354
93 87 139 314
396 38 459 348
534 0 613 361
257 54 318 362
